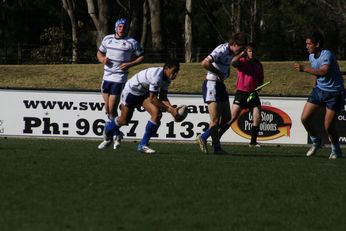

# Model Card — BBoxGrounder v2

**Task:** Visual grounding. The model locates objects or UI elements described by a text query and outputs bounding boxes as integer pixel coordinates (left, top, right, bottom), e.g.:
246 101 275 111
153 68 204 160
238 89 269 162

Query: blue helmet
115 18 129 36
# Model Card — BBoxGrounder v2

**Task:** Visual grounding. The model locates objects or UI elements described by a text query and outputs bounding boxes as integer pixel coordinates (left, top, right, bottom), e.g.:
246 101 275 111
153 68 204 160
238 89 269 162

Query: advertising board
1 88 344 144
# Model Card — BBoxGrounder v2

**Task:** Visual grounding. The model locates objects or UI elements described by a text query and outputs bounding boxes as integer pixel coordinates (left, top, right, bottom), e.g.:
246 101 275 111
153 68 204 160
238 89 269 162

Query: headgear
115 18 129 36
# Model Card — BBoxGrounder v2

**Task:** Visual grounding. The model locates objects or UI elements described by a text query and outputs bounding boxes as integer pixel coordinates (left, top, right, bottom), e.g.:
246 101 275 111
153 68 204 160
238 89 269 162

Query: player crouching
98 59 181 153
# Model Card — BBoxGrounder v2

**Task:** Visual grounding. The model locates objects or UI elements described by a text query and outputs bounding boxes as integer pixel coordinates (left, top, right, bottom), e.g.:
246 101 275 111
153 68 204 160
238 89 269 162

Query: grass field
1 138 346 230
1 61 346 95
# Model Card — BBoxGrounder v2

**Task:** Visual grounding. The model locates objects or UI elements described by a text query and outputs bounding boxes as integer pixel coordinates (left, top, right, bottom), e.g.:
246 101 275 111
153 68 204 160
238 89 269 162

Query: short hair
164 59 180 70
245 42 256 50
229 32 249 47
307 32 324 48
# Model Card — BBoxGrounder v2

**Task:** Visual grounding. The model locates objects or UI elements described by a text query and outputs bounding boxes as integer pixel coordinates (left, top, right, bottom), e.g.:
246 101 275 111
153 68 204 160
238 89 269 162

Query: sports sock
201 128 210 141
104 117 115 140
218 123 230 139
213 142 221 152
310 136 321 147
140 120 160 146
331 143 342 155
250 125 259 144
113 117 121 136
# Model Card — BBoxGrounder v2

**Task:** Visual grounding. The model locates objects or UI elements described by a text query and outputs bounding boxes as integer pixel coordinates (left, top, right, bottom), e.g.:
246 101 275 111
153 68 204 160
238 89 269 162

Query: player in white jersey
97 18 144 150
99 59 181 154
196 32 248 154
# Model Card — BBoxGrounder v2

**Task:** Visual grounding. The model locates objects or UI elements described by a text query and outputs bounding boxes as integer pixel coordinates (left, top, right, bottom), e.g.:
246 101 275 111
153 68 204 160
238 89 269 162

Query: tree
147 0 164 60
62 0 78 63
184 0 192 62
140 0 149 48
249 0 257 41
85 0 109 47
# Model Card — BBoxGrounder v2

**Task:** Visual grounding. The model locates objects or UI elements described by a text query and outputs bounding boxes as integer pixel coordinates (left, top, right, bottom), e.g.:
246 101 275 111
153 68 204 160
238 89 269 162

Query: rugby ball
174 105 188 122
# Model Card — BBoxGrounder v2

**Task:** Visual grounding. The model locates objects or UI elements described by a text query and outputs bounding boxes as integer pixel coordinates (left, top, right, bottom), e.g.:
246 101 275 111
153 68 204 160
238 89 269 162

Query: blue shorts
202 80 229 103
308 87 345 111
122 91 149 108
101 80 125 95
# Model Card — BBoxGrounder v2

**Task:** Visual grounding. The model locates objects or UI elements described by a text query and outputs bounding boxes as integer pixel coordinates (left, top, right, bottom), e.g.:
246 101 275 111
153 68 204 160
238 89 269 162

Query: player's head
163 59 180 80
245 42 255 59
305 32 324 54
115 18 129 38
229 32 249 55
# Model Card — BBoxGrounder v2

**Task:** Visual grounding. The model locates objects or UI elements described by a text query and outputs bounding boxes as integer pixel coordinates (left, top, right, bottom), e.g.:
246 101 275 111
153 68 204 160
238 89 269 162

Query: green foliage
2 0 346 63
30 27 70 64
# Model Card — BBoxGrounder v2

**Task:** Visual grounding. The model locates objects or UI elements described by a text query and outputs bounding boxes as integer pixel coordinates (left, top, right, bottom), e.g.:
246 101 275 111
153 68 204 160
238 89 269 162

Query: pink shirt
235 57 264 92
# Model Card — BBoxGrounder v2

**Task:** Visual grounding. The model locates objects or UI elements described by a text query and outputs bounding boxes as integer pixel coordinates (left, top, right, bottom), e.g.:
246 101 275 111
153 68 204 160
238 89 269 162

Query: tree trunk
17 0 23 64
147 0 164 60
250 0 257 41
184 0 192 63
62 0 79 63
140 0 149 48
86 0 109 47
2 0 8 63
235 0 241 33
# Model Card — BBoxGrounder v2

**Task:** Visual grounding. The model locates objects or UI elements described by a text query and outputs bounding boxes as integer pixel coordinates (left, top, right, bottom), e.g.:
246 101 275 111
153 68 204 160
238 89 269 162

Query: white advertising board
0 88 309 144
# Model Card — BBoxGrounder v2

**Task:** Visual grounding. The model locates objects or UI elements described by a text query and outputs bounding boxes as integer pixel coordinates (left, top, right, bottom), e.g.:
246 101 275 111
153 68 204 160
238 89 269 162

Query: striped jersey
98 34 144 83
206 43 233 81
124 67 171 96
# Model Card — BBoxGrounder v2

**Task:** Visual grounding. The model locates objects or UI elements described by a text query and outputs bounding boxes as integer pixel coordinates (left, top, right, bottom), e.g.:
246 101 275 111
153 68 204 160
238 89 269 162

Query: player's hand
169 107 179 118
240 51 247 57
102 57 109 65
119 63 130 70
293 63 304 72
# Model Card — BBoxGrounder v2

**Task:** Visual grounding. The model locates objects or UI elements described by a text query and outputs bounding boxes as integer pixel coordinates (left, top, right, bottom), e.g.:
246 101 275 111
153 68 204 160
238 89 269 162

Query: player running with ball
101 59 181 154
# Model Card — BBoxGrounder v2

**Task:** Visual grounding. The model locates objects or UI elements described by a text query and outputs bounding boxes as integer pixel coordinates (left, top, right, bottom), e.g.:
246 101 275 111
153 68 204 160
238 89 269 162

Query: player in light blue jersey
97 18 144 150
99 59 181 154
196 32 248 154
294 32 345 159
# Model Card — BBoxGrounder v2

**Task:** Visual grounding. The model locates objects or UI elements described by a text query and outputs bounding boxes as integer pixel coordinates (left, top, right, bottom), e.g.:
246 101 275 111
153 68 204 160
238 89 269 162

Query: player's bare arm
201 56 224 80
119 55 144 70
96 51 109 65
159 90 178 117
148 92 171 112
294 63 329 76
231 51 246 67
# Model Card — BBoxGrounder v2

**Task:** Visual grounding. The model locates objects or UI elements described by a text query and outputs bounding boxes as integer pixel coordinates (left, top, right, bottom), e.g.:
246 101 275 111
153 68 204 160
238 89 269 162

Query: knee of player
117 114 129 126
151 111 162 122
300 116 308 125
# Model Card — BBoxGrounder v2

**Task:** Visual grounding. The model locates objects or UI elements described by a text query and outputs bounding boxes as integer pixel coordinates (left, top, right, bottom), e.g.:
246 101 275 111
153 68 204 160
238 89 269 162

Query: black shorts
233 90 261 109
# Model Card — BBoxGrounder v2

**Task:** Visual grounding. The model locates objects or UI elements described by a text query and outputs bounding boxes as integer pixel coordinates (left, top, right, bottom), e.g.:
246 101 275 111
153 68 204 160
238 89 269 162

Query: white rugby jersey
98 34 144 83
206 43 233 81
124 67 171 96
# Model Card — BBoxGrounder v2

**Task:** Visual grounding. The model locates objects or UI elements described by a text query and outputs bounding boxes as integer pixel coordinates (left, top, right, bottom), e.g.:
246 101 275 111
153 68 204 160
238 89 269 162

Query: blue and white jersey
206 43 233 81
123 67 171 96
98 34 144 83
309 49 344 92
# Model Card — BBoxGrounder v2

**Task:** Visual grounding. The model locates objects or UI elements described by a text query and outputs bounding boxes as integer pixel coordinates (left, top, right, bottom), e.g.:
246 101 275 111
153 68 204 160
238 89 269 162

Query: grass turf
0 138 346 230
1 61 346 95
